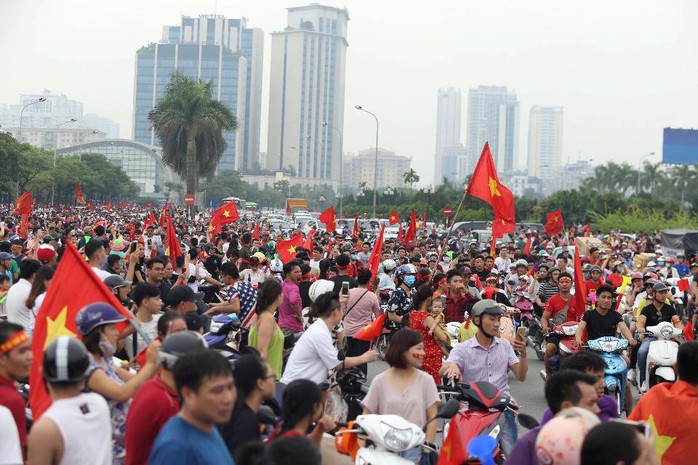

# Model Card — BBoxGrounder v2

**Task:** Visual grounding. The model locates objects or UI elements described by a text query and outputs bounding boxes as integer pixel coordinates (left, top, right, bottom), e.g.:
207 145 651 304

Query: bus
222 197 247 210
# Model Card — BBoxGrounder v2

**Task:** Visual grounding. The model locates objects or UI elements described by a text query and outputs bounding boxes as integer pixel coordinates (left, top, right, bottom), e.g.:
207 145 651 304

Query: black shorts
546 334 563 346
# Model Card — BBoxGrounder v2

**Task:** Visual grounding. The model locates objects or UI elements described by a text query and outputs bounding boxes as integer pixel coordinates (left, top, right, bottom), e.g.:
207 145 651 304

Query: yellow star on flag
288 245 297 254
488 177 501 197
552 216 558 223
44 306 78 349
647 414 676 461
223 210 230 218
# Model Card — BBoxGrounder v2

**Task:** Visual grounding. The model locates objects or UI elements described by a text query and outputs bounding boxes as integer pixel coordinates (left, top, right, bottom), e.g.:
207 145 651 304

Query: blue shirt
149 415 234 465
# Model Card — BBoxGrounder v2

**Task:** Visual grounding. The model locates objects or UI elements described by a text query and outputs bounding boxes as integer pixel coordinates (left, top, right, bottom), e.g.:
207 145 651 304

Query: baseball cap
104 275 132 290
0 252 11 260
653 282 669 292
37 244 56 261
168 285 200 307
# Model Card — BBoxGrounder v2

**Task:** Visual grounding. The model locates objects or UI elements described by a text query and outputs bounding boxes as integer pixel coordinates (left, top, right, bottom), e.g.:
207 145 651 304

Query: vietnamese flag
252 223 260 239
304 229 316 251
106 201 112 211
18 213 30 239
352 216 360 239
437 417 468 465
165 213 182 266
523 235 533 255
398 223 404 242
144 210 157 230
159 201 170 228
13 190 32 215
353 314 386 341
581 222 592 237
278 232 303 263
367 225 385 291
29 241 132 419
210 201 240 235
389 210 399 225
403 210 417 243
75 181 86 205
466 142 515 223
319 205 337 233
491 216 515 240
573 247 588 325
544 210 564 236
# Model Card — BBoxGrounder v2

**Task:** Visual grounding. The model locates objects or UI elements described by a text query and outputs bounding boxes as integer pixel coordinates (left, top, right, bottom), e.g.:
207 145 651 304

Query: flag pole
436 187 469 265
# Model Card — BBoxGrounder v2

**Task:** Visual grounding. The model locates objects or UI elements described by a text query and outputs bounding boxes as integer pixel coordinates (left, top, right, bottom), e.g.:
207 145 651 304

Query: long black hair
255 279 282 314
279 379 322 435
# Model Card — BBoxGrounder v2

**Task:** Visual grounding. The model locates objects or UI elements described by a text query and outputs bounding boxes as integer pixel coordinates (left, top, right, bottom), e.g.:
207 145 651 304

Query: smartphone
613 419 650 438
341 281 350 297
516 326 527 342
440 295 447 306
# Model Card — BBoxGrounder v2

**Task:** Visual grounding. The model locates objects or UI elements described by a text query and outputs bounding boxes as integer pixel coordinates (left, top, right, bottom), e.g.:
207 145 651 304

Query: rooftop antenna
214 0 218 15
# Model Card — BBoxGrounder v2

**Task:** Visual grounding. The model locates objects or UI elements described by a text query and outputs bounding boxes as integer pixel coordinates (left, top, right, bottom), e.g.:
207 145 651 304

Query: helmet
308 279 335 302
471 299 505 319
580 255 590 264
535 408 600 465
514 259 528 268
589 265 602 274
631 272 643 280
647 261 657 267
538 250 549 258
159 331 207 370
382 259 397 272
653 282 669 292
270 258 283 273
622 249 633 256
396 264 417 277
252 252 266 262
266 241 276 251
43 336 89 383
76 303 127 336
642 272 658 281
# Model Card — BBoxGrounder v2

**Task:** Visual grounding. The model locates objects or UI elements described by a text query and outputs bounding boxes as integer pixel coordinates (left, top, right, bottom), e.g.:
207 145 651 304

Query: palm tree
403 168 420 190
149 72 237 197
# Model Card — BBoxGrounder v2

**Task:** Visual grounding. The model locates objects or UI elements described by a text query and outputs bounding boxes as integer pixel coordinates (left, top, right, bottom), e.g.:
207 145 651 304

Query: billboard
663 128 698 165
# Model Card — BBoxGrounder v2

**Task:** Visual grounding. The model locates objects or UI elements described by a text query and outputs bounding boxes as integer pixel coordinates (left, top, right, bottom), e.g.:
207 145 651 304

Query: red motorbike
438 380 517 464
548 320 581 372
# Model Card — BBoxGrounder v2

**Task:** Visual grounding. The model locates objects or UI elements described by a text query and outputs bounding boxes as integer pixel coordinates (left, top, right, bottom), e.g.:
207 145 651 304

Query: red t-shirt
125 376 180 465
545 293 581 323
585 279 603 295
0 375 26 458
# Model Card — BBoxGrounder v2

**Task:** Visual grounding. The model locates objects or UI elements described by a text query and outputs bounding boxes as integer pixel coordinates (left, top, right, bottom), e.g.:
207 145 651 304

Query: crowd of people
0 203 696 465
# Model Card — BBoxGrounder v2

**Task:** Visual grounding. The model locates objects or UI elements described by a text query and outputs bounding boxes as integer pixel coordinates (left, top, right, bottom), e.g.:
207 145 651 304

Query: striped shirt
446 336 520 397
537 281 559 303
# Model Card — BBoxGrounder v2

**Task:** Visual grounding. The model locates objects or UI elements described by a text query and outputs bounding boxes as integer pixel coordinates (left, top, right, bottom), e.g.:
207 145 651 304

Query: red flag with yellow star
318 205 337 233
466 142 515 223
12 190 32 215
210 201 240 235
29 241 132 419
436 416 468 465
277 232 303 264
353 314 386 341
389 210 399 225
352 215 360 239
367 224 385 291
544 209 564 236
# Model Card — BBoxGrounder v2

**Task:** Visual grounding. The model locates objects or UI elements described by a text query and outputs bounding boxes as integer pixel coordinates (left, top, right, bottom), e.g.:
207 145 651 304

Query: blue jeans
638 336 657 384
499 409 518 457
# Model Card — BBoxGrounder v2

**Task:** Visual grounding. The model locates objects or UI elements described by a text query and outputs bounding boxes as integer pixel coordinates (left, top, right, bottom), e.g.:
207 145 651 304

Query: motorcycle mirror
517 413 540 430
671 287 676 295
257 405 278 425
437 399 461 420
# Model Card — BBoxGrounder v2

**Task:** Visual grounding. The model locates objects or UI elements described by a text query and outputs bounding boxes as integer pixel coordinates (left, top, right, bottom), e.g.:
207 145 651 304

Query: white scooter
335 400 459 465
637 321 683 393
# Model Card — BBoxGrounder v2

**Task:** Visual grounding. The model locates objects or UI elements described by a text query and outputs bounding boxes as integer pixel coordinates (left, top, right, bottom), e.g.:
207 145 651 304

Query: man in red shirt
125 331 206 465
444 270 478 323
541 272 581 377
585 265 604 295
0 322 32 459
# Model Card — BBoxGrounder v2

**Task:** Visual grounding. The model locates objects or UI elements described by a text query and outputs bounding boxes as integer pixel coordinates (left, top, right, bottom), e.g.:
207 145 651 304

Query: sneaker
640 381 648 393
627 369 636 383
539 369 547 382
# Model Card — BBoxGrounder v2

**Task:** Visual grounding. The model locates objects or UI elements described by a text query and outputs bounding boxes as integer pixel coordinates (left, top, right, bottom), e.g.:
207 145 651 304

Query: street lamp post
51 118 78 205
321 121 344 217
636 152 656 195
18 97 47 141
354 105 379 218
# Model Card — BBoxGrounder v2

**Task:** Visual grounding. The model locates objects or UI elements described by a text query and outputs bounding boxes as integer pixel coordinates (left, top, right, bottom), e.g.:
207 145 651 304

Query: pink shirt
279 279 303 332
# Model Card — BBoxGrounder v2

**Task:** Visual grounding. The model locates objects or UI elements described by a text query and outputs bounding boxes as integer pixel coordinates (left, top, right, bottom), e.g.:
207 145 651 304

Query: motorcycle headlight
384 427 413 452
209 322 223 333
563 325 578 336
660 325 673 339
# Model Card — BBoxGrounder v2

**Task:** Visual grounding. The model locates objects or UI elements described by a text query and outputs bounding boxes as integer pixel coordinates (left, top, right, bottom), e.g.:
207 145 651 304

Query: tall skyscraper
435 87 462 185
527 106 564 191
133 15 264 173
466 85 520 174
266 4 349 183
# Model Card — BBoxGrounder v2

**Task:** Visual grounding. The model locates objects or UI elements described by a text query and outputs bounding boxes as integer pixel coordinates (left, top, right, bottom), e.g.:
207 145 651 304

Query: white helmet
382 259 397 272
270 258 283 273
309 279 335 302
515 259 528 268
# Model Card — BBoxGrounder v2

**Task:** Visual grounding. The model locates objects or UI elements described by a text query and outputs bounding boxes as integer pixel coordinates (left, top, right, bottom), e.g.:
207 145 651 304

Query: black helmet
43 336 89 383
159 331 207 370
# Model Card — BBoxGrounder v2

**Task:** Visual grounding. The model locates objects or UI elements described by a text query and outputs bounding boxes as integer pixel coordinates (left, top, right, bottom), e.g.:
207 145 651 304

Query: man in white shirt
85 240 112 281
123 283 162 360
281 292 378 385
6 259 41 335
28 336 112 465
494 246 512 273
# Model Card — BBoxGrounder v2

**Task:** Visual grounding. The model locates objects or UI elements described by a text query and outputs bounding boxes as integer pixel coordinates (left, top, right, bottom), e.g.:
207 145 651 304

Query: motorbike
204 313 242 360
636 321 683 393
512 291 535 328
587 336 629 416
546 321 581 375
335 367 370 422
437 381 519 464
446 321 462 347
526 313 546 361
335 399 460 465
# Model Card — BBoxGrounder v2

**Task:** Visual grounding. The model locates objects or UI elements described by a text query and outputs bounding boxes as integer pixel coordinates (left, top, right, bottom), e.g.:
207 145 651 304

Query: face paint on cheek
411 353 421 359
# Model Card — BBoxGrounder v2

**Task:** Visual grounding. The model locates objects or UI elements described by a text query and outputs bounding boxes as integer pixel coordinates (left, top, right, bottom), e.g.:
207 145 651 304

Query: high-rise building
266 4 349 184
347 148 411 192
435 87 462 185
527 106 563 192
442 145 468 184
133 15 264 173
466 85 520 174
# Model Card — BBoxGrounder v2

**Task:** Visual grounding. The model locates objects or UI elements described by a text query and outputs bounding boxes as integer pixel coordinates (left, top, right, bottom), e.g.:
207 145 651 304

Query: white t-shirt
6 279 34 335
0 406 22 465
91 267 112 282
494 256 512 273
124 314 160 360
281 319 340 385
42 393 112 465
187 263 210 292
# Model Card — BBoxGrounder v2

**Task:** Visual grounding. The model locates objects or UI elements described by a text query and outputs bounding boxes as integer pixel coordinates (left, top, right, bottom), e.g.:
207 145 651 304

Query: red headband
0 331 29 355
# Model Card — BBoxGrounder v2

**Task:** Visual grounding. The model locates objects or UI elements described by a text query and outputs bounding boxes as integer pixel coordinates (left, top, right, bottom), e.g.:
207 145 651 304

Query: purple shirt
279 279 303 332
504 425 542 465
540 394 618 423
445 336 520 397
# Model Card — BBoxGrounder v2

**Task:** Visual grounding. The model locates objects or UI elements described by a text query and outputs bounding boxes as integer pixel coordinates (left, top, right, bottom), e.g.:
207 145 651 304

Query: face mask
404 275 416 287
99 337 117 359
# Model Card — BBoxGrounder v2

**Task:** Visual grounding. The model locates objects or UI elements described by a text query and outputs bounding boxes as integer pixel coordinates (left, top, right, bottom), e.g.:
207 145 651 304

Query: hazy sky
1 0 696 186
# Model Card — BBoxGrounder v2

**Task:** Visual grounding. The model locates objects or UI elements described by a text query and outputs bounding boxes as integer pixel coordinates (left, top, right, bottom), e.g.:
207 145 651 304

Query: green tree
403 168 420 190
149 72 237 197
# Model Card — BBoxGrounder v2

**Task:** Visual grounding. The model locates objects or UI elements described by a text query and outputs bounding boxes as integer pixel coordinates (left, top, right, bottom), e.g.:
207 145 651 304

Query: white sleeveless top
42 393 112 465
